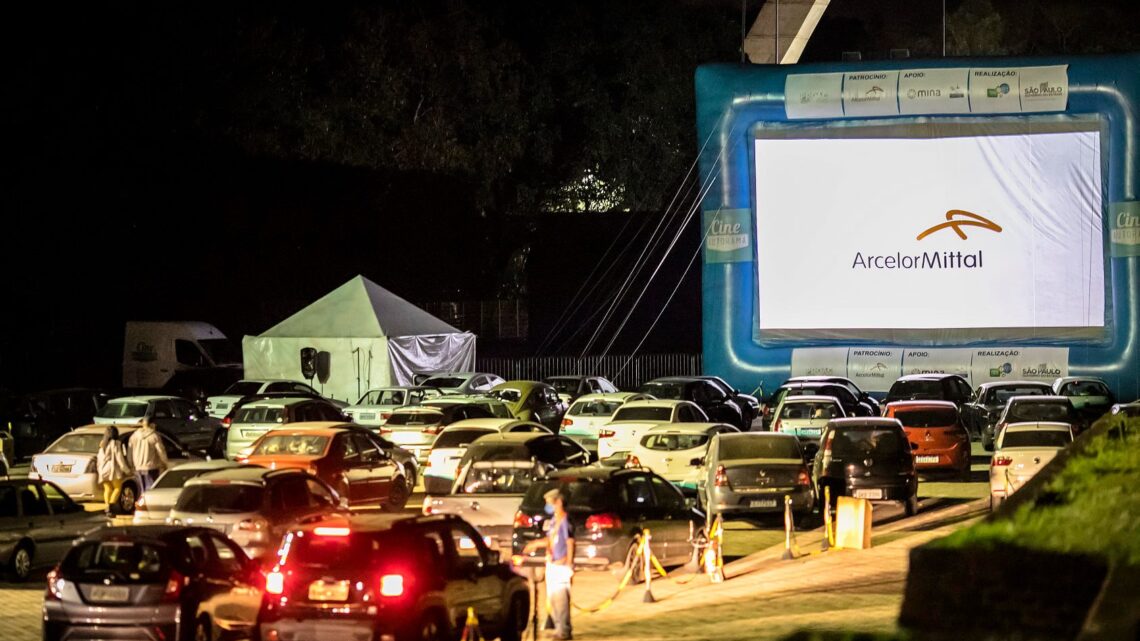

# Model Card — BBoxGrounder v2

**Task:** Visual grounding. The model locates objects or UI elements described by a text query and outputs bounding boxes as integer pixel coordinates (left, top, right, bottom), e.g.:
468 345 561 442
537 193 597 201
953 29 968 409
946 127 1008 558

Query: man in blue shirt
523 488 575 639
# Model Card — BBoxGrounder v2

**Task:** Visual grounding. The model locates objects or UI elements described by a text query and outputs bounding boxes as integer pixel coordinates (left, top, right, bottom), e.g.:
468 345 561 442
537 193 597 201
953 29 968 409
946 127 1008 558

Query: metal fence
476 353 702 390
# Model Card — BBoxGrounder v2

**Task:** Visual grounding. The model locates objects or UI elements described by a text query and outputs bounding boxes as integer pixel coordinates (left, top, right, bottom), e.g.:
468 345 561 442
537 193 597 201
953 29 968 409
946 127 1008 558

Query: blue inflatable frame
695 54 1140 400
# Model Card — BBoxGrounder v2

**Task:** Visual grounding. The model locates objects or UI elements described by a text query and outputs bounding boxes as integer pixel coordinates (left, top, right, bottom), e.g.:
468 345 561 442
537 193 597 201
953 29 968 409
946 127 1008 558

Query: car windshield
830 427 905 456
175 484 264 514
224 381 264 396
98 402 148 419
986 387 1050 405
638 382 685 400
153 467 222 490
612 407 672 422
385 412 443 427
779 402 840 420
1059 381 1110 397
461 462 544 494
46 433 104 454
358 390 406 405
545 379 581 395
423 377 467 389
569 400 624 417
640 433 709 451
475 401 514 418
490 389 523 404
62 541 167 583
252 434 329 456
199 338 242 365
434 429 494 449
234 407 285 424
718 436 800 460
1002 430 1072 448
1008 402 1073 423
887 380 945 401
288 530 426 573
893 408 958 428
521 479 615 512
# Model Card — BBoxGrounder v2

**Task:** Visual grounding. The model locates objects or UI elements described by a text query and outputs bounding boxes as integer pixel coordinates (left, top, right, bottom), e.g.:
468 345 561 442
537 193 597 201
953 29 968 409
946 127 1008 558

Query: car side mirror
689 457 704 467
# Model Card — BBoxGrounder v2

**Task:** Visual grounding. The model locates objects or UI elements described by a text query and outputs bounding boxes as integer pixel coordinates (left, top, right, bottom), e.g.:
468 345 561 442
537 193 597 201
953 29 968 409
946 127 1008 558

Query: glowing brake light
46 567 64 601
992 456 1013 466
513 511 535 528
314 526 351 537
222 417 232 427
163 569 185 601
423 424 444 435
585 513 622 530
598 429 616 439
796 467 811 486
379 574 404 597
265 569 285 595
714 465 730 488
561 418 573 428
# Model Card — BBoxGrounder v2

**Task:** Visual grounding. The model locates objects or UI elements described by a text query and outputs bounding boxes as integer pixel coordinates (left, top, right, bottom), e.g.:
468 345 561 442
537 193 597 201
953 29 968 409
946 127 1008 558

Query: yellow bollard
704 515 725 583
459 606 483 641
781 494 795 560
822 485 833 551
642 529 656 602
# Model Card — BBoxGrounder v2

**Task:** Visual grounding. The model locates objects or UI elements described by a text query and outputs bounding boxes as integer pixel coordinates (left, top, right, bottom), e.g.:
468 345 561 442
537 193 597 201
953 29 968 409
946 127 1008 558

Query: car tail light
773 419 783 433
236 517 269 532
265 569 285 595
222 417 232 428
796 467 811 486
561 418 573 428
714 465 730 488
314 526 351 537
423 425 444 436
598 429 615 439
45 567 64 601
379 574 404 597
379 427 392 435
163 569 185 601
585 513 622 531
381 412 391 420
135 495 147 510
992 456 1013 466
513 511 535 528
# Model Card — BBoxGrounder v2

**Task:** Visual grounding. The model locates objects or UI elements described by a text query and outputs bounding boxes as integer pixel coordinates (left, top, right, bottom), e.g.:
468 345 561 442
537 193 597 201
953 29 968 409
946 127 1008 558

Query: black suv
512 466 705 576
698 376 762 427
3 388 110 460
813 418 919 516
259 514 529 641
638 377 748 430
960 381 1053 442
884 374 973 408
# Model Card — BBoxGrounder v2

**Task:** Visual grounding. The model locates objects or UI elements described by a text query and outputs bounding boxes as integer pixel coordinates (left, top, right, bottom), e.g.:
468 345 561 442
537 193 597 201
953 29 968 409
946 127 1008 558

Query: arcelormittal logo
916 210 1003 241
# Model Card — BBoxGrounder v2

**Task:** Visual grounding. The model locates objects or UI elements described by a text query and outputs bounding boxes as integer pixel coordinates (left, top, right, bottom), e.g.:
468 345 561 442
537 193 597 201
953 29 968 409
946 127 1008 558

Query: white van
122 321 242 390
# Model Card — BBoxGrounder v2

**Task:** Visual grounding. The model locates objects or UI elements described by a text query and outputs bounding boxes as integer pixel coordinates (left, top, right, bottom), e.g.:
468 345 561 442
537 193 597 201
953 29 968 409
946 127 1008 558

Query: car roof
644 377 700 384
645 422 734 434
492 380 544 391
978 380 1052 390
615 399 688 409
1003 422 1073 432
827 417 904 429
544 464 635 481
68 423 142 435
894 374 963 382
779 395 842 404
572 392 647 403
1007 395 1070 403
1052 376 1107 385
292 513 467 535
885 400 958 409
164 459 247 472
786 376 855 384
717 431 798 441
390 406 446 414
545 375 586 381
252 423 353 437
190 466 297 485
361 386 425 393
105 395 178 403
240 397 316 408
469 432 552 445
80 525 215 543
444 418 528 430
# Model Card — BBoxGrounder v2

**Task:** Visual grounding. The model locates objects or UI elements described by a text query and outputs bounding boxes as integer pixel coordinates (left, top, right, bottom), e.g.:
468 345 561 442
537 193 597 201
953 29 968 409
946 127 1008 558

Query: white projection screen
752 119 1106 343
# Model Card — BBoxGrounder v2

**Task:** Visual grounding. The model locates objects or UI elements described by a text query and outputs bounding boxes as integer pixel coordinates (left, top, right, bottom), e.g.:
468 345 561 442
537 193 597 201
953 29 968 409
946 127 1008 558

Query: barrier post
642 529 656 603
704 515 725 583
460 606 483 641
821 485 832 552
781 495 795 560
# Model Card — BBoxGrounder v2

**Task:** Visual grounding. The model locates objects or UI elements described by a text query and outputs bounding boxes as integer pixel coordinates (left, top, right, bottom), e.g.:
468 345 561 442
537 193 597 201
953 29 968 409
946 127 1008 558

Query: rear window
359 390 406 406
1058 381 1110 397
46 433 104 454
638 382 685 400
423 377 467 389
986 387 1050 405
225 381 265 396
476 402 514 419
613 407 672 422
175 484 263 514
460 461 544 494
98 402 148 419
490 389 522 404
830 427 906 457
234 407 285 424
1002 430 1072 448
546 379 581 395
569 400 624 417
62 540 168 582
1008 402 1073 423
252 434 330 456
434 429 494 449
886 380 945 401
521 479 615 512
893 408 958 428
718 436 801 460
461 442 530 464
153 467 222 490
779 401 841 420
385 412 443 427
639 433 709 451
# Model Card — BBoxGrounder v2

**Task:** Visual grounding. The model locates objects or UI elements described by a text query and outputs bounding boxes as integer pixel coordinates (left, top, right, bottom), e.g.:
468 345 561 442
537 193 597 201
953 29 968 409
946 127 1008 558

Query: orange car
883 401 971 480
243 422 410 510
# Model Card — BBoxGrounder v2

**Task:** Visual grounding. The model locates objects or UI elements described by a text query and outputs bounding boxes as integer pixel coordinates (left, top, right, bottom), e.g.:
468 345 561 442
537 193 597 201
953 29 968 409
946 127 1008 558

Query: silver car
419 372 505 395
699 432 815 520
1 478 106 581
95 395 222 452
133 460 252 524
205 378 325 418
343 386 439 426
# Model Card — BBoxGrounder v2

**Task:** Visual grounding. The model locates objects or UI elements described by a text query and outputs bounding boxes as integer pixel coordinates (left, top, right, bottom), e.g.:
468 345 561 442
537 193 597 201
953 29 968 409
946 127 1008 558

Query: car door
353 432 397 501
158 432 194 466
203 532 262 631
443 521 503 627
151 400 179 433
649 475 692 564
617 474 666 558
332 433 372 504
531 387 562 431
556 436 593 466
41 481 103 544
21 482 75 569
174 400 213 449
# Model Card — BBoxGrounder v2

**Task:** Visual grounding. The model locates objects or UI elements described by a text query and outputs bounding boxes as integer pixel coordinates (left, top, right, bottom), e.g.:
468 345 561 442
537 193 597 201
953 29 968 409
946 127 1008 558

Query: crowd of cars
0 369 1129 640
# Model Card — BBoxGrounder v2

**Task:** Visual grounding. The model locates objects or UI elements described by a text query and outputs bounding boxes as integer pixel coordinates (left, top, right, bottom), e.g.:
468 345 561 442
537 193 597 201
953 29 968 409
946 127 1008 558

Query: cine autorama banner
695 55 1140 398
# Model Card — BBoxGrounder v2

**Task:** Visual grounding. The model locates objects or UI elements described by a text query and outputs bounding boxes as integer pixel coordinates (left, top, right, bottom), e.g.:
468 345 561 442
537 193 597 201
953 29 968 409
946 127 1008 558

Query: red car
883 401 972 480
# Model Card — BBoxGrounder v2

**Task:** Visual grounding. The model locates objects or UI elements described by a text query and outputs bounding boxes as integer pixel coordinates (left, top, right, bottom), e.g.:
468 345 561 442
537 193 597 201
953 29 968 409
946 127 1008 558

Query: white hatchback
629 423 739 492
597 399 708 460
560 392 654 452
989 422 1072 509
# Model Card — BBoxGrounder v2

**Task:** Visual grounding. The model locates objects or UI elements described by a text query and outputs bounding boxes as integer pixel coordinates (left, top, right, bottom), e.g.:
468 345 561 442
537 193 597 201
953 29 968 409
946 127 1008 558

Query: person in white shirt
128 421 168 492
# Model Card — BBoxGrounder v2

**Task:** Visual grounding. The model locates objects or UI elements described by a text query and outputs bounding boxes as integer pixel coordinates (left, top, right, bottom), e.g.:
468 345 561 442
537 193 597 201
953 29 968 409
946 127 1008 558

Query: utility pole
942 0 947 57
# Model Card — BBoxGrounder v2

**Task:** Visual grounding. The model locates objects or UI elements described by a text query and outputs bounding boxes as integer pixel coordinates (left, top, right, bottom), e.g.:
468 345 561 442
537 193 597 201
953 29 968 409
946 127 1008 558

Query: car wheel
500 593 529 641
384 477 410 511
117 483 138 515
403 463 417 489
193 616 215 641
9 544 32 581
904 493 919 517
982 433 994 452
959 464 973 482
622 539 646 585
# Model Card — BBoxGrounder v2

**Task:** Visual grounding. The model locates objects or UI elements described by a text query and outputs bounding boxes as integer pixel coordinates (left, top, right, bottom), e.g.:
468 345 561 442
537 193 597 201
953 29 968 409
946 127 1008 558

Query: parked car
638 377 748 430
168 466 347 560
813 418 919 515
489 381 569 432
629 423 739 493
223 396 346 460
95 395 221 452
989 422 1073 509
769 395 846 455
698 375 763 427
423 419 553 494
420 372 505 395
3 388 110 460
380 403 497 464
698 432 814 520
424 432 593 550
205 379 334 418
781 376 881 415
883 374 973 408
423 396 514 418
767 380 876 429
512 466 705 576
343 386 439 426
560 392 655 452
883 401 971 480
543 375 619 404
365 430 421 489
1 479 106 580
961 381 1054 442
30 424 203 514
258 514 530 641
1052 376 1116 423
988 395 1080 451
43 525 262 640
243 424 411 510
133 460 252 523
1111 399 1140 419
598 399 709 460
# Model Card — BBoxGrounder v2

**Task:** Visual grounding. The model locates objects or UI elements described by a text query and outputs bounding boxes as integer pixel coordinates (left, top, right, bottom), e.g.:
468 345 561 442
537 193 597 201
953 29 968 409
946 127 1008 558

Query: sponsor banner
842 71 900 118
1109 201 1140 257
898 68 970 115
790 347 848 378
703 208 754 263
784 73 844 119
970 67 1021 114
1019 65 1069 113
847 348 903 393
900 348 973 378
969 347 1069 386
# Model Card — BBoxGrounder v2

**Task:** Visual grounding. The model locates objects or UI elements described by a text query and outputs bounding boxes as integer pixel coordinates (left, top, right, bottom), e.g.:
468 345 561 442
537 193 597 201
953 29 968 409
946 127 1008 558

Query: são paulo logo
916 210 1003 241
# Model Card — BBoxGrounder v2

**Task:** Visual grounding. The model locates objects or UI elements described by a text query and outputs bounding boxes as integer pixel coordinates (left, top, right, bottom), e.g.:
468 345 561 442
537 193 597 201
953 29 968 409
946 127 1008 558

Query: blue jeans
139 469 161 492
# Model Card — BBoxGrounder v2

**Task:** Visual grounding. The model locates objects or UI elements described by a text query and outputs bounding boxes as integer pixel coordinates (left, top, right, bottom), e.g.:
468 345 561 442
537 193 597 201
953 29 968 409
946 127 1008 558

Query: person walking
96 426 133 515
523 488 575 640
128 420 168 492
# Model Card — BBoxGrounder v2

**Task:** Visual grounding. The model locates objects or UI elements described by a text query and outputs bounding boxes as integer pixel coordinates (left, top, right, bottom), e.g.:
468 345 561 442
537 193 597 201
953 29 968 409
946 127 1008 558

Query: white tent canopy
242 275 476 403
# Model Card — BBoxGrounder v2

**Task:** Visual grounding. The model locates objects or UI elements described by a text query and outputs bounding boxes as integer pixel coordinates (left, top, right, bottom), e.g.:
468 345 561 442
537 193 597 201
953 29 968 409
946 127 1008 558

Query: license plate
916 455 939 464
308 580 350 601
360 413 376 421
88 585 131 602
51 464 73 474
799 429 821 437
749 498 778 508
853 489 883 500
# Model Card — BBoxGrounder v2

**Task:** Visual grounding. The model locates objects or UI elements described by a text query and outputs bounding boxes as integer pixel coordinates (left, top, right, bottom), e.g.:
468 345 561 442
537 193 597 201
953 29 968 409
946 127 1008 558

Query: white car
770 395 846 446
629 423 739 492
989 422 1073 509
419 372 505 395
342 386 439 426
597 399 709 460
204 379 325 418
560 392 654 452
224 397 344 460
132 459 248 523
422 418 551 494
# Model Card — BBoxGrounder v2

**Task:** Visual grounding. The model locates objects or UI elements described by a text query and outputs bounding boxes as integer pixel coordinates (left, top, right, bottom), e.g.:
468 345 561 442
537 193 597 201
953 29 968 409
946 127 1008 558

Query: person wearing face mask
522 488 575 640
